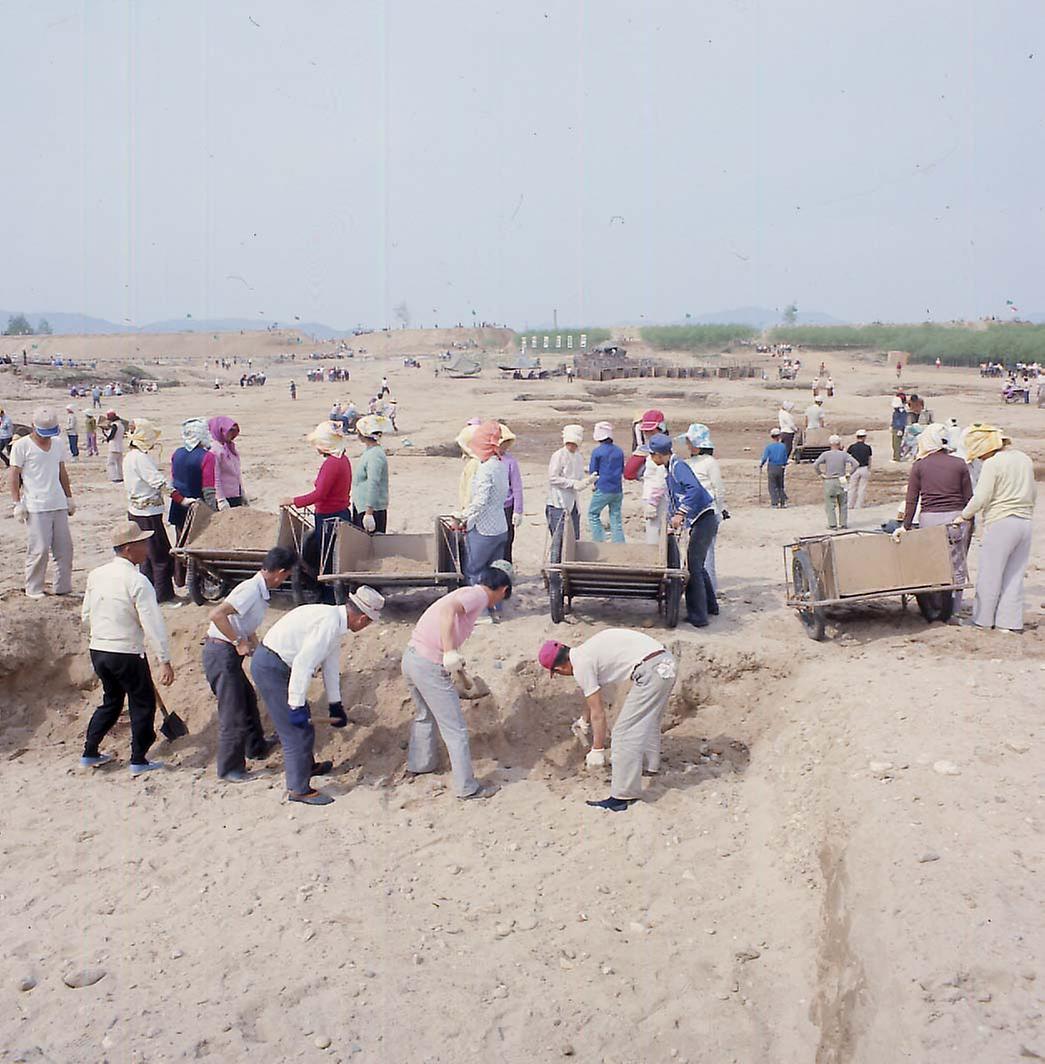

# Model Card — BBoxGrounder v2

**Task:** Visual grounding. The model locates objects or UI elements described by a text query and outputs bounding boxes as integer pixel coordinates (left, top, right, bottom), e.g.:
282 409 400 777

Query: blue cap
647 433 673 454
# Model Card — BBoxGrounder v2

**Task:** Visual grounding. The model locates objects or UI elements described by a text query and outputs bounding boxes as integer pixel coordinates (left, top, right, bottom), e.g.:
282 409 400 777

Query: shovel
153 680 188 742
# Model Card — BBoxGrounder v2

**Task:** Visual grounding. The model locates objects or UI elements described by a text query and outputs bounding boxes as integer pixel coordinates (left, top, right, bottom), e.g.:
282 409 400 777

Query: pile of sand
356 555 430 575
188 507 280 550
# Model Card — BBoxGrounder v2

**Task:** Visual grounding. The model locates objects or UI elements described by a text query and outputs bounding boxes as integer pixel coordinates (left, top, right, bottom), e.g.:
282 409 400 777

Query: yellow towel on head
962 423 1005 463
915 422 949 459
306 421 347 457
127 418 161 451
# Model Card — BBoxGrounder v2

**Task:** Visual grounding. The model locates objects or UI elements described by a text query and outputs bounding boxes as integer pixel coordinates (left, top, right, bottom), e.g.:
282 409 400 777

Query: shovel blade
160 713 189 742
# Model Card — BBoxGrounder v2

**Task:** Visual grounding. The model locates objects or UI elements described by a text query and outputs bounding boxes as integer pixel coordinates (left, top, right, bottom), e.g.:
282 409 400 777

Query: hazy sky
2 1 1044 329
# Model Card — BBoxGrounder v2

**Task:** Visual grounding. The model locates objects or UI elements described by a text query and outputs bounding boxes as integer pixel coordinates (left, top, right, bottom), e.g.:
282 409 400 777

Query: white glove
362 512 377 533
585 748 607 768
66 497 76 515
512 512 523 527
570 479 589 491
643 505 659 521
217 498 231 512
891 527 906 543
442 650 465 673
839 476 848 488
13 501 28 523
180 496 199 505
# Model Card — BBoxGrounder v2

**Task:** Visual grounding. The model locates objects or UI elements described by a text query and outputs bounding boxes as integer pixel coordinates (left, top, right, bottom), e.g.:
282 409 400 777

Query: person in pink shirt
401 566 512 799
207 416 246 509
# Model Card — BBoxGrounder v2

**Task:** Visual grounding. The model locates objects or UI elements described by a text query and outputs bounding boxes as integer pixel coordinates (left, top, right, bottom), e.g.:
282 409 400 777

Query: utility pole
553 308 558 331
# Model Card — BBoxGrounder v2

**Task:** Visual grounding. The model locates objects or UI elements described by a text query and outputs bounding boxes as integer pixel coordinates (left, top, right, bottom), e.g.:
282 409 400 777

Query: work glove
643 505 659 521
288 704 312 729
442 650 465 674
13 501 27 523
362 512 377 533
66 497 76 516
891 527 906 543
512 512 523 527
839 476 848 488
569 479 589 492
585 748 608 768
327 701 348 728
217 498 231 512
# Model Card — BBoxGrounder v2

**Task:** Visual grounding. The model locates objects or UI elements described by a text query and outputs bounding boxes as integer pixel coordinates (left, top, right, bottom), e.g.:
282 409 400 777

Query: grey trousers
824 478 847 528
464 529 506 585
402 646 480 797
251 645 315 794
973 516 1032 631
202 639 268 777
847 466 870 509
611 652 677 801
25 509 73 595
919 509 970 613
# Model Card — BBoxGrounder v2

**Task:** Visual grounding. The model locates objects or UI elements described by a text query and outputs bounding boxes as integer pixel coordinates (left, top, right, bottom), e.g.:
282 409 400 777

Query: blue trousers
685 511 719 625
251 645 316 794
588 490 624 542
464 528 506 585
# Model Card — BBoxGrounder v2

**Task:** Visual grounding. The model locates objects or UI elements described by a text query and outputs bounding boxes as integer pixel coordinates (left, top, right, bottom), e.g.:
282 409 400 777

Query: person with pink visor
538 630 677 812
207 416 247 510
457 420 510 592
624 409 669 544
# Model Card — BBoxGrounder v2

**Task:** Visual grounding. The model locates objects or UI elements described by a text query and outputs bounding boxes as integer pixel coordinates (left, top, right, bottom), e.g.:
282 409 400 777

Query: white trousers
25 509 73 595
973 516 1032 631
847 466 870 509
643 496 667 544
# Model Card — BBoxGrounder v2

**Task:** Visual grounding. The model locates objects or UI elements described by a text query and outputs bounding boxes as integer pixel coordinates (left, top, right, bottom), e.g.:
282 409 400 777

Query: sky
1 0 1044 330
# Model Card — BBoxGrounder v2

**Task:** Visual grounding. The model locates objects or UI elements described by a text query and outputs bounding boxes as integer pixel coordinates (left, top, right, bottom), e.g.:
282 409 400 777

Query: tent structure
444 353 482 377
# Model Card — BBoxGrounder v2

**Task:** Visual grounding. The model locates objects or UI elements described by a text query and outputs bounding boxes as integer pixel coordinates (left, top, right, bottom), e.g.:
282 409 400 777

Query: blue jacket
666 455 714 525
891 407 908 431
169 445 208 526
588 441 624 493
760 442 789 467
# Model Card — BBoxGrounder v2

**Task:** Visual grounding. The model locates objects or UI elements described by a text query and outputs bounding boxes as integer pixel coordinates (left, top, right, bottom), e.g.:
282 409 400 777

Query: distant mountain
139 317 348 339
0 310 128 335
691 306 847 328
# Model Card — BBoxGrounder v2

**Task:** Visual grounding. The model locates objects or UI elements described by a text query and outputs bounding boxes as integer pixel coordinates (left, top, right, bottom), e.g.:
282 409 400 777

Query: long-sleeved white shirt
960 448 1036 526
261 604 347 707
546 445 586 510
778 408 798 434
82 555 170 662
686 454 726 516
123 448 168 516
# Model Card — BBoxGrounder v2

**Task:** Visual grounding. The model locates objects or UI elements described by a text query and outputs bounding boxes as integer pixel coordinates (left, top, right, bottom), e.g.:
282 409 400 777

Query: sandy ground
1 331 1043 1063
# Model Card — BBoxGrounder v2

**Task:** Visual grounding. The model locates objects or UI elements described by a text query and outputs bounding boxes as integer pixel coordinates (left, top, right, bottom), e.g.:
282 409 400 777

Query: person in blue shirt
647 434 718 627
587 421 626 542
759 428 790 508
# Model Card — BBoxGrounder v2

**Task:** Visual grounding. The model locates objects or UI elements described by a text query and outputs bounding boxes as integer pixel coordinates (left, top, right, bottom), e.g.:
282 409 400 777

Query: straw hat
347 585 384 622
111 521 153 548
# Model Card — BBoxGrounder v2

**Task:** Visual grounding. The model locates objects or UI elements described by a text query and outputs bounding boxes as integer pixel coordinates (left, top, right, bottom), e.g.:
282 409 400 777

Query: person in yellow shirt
955 424 1036 632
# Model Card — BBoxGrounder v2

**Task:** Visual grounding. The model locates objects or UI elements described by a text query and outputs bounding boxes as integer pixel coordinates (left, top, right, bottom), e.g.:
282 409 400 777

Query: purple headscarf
208 415 239 456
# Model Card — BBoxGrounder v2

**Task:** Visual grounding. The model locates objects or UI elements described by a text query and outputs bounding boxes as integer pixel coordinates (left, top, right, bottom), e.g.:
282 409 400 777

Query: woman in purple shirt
498 424 523 562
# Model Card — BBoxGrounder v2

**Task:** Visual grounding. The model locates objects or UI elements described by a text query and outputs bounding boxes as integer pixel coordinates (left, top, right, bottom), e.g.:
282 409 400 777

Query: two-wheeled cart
542 519 687 627
172 504 311 605
785 525 968 640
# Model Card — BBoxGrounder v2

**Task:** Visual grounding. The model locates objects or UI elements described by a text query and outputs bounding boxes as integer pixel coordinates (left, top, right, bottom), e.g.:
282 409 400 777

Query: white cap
562 424 583 444
855 429 867 437
347 585 384 622
593 421 613 441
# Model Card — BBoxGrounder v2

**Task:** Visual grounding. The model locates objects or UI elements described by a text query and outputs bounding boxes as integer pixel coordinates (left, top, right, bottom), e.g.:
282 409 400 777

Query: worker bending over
401 566 511 800
251 587 384 805
204 546 297 781
539 629 678 812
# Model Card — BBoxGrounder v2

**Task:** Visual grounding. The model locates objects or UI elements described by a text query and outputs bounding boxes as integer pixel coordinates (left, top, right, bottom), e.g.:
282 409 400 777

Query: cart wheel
791 550 826 641
664 576 683 628
915 591 954 624
549 571 565 624
333 580 348 606
548 517 565 564
291 563 323 606
186 558 226 606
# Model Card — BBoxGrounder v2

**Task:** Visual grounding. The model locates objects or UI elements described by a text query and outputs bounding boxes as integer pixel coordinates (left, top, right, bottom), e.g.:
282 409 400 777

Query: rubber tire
792 550 827 641
915 591 954 624
186 557 226 606
663 532 683 627
333 580 351 606
292 563 324 606
549 571 565 624
549 517 565 564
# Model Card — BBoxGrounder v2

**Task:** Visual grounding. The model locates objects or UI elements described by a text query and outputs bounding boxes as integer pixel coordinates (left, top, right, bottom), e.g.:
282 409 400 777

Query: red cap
639 408 666 431
538 640 568 673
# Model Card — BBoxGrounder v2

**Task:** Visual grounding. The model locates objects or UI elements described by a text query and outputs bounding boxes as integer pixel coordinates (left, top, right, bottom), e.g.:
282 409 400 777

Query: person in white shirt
683 423 728 592
777 401 798 459
123 418 175 603
65 405 80 460
250 587 384 805
539 629 678 811
203 546 298 782
80 521 174 773
9 406 75 599
102 409 125 482
546 423 588 538
805 398 826 430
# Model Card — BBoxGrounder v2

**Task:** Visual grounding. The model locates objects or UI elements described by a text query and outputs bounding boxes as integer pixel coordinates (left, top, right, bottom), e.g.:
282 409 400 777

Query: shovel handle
147 665 171 720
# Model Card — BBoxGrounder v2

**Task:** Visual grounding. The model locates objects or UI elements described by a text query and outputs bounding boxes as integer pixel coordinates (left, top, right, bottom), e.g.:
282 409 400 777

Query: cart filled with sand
317 517 466 604
543 519 687 627
171 504 310 605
